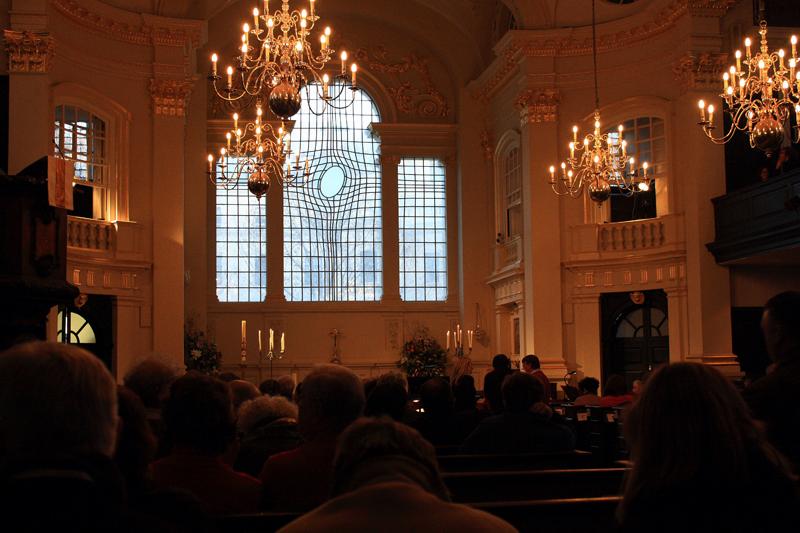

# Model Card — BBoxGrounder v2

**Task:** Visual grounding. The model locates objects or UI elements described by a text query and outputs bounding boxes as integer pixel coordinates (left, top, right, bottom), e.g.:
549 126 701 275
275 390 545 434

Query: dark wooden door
58 294 115 371
602 290 669 390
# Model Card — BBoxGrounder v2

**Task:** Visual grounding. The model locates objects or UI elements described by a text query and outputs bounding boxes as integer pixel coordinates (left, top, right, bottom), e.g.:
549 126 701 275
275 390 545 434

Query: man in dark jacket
482 354 513 413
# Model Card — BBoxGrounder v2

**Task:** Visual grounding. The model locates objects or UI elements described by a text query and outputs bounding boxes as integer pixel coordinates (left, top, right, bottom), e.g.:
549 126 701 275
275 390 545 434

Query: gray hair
237 395 298 434
0 342 118 457
276 374 295 400
298 364 365 440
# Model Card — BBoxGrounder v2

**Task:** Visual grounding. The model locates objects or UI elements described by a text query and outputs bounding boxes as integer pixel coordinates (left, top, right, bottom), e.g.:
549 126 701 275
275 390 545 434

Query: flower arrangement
184 321 223 374
398 326 447 378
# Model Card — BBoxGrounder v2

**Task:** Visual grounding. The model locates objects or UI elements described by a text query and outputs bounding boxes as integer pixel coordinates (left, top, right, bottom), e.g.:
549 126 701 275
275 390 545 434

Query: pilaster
379 154 401 303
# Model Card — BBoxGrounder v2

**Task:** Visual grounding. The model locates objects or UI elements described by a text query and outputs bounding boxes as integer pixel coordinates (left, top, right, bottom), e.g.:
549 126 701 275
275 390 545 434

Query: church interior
2 0 800 530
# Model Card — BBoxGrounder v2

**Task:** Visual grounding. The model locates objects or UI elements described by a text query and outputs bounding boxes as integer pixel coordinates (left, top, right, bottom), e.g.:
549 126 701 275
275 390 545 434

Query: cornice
149 78 195 118
3 30 54 73
515 88 559 126
470 0 736 103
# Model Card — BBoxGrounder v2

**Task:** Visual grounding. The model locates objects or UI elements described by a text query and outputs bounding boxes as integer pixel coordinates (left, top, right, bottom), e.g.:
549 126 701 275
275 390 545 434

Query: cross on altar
329 328 342 364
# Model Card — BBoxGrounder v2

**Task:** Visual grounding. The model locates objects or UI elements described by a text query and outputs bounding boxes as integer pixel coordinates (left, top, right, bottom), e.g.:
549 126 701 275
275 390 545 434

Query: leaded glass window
56 311 97 344
399 158 447 302
54 105 107 186
504 147 522 238
215 158 267 302
283 86 383 301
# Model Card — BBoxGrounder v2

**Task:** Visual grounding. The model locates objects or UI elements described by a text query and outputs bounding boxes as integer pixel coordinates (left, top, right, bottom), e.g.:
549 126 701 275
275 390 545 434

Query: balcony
707 169 800 264
67 216 144 261
494 235 522 272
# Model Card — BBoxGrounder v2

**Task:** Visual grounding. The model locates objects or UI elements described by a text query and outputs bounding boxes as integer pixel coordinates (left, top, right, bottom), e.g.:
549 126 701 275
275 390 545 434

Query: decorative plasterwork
354 46 449 119
516 88 559 125
470 0 736 103
149 78 194 117
671 52 728 93
52 0 203 48
3 30 54 73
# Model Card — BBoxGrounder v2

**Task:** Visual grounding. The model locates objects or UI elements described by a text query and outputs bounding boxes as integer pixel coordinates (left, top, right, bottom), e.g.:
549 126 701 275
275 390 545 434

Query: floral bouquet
398 326 447 378
184 321 223 374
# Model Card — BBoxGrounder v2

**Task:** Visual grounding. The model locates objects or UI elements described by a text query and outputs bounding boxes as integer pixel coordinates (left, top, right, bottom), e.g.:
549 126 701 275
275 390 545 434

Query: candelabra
206 102 308 200
446 324 473 358
697 19 800 156
208 0 358 121
258 328 285 379
547 0 651 204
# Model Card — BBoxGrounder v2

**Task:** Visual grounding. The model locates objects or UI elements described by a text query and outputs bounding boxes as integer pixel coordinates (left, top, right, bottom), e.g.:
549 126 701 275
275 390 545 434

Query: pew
437 450 594 472
551 404 629 464
219 511 300 533
443 467 628 503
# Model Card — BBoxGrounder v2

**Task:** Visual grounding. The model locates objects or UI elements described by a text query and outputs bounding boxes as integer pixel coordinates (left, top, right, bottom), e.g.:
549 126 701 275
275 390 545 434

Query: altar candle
446 331 450 350
281 332 285 353
258 329 262 352
241 320 246 343
211 53 218 76
468 330 473 349
351 63 357 86
269 328 274 351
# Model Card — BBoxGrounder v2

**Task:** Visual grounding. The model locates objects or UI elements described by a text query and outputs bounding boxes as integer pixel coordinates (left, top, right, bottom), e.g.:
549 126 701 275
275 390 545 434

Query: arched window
607 116 665 222
503 147 522 238
56 310 97 344
283 87 382 302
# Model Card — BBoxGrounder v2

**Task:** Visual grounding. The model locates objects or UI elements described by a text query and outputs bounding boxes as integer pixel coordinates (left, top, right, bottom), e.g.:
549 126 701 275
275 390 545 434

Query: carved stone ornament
671 52 728 93
480 130 493 161
353 46 449 119
149 78 194 117
515 88 559 125
3 30 54 73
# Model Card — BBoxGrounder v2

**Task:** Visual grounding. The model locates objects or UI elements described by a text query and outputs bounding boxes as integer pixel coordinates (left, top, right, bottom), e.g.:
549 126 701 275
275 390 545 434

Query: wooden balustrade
67 216 115 253
597 219 665 252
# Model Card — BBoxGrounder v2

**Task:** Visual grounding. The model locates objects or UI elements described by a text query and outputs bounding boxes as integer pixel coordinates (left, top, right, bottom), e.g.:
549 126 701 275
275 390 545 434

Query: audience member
618 363 797 531
234 395 301 477
123 358 177 454
483 354 513 413
260 364 365 511
151 372 261 514
411 377 461 446
217 372 241 382
598 374 634 407
229 379 260 411
522 354 551 401
572 377 601 406
0 342 128 531
743 291 800 472
259 378 281 396
115 386 158 499
461 372 575 454
451 375 485 441
364 372 409 421
276 375 296 401
278 418 517 532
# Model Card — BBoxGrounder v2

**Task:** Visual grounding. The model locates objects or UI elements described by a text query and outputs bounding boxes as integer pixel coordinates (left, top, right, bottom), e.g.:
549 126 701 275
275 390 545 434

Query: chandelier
548 0 651 203
697 18 799 156
206 103 308 201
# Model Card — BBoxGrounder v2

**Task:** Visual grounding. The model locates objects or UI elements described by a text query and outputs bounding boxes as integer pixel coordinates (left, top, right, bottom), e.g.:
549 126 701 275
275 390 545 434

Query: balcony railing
494 235 522 271
568 213 685 263
67 216 114 253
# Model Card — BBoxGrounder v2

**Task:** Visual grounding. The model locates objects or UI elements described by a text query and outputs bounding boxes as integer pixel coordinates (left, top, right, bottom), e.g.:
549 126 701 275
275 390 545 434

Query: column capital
149 78 195 118
3 30 54 73
515 88 559 127
671 52 728 95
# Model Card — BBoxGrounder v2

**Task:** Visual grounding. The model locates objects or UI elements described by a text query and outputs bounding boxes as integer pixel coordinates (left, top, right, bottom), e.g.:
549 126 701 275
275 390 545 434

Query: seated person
618 363 797 531
260 364 365 511
451 375 485 440
364 372 409 422
151 372 261 515
234 395 301 477
278 418 516 532
461 372 575 454
482 354 513 413
598 374 634 407
522 354 551 401
229 379 260 411
411 377 461 446
572 377 601 406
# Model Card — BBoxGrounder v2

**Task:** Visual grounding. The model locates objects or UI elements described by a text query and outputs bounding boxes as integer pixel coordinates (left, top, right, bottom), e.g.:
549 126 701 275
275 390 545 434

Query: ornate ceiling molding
516 88 559 126
149 78 195 118
52 0 203 49
471 0 736 103
4 30 54 73
671 52 728 94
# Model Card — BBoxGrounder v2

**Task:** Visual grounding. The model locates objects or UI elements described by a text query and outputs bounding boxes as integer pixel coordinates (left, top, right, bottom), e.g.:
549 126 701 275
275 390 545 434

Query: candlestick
281 332 285 353
269 328 274 352
351 63 357 86
258 329 262 352
211 53 218 76
241 320 247 343
446 331 450 350
341 50 347 75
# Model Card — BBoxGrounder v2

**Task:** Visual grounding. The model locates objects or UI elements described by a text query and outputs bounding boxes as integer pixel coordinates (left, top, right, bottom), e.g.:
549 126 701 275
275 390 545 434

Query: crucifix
329 328 342 364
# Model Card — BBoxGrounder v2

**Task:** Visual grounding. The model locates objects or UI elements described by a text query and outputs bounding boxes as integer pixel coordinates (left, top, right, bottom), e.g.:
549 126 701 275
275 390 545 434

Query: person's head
229 380 261 411
0 342 118 458
332 417 449 500
297 364 365 441
621 363 787 516
163 372 235 456
578 377 600 395
501 372 544 414
453 374 477 411
217 372 241 382
492 354 511 371
631 379 643 395
521 354 540 373
603 374 627 396
123 358 177 410
115 386 157 489
237 394 298 434
276 375 295 400
365 372 408 421
762 291 800 362
259 378 280 396
419 377 453 417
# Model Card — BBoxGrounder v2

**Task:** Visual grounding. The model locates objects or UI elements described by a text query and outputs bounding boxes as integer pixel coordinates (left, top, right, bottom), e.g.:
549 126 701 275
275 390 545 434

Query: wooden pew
218 511 300 533
443 467 628 503
474 496 622 533
437 450 595 472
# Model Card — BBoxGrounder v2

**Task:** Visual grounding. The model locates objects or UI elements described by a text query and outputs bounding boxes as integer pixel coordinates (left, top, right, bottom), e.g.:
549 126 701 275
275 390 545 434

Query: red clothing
150 450 261 515
260 440 337 512
531 369 551 401
598 394 634 407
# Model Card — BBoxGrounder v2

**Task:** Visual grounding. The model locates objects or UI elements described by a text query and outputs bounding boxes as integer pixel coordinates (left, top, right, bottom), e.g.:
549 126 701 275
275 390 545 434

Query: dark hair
419 377 453 417
229 380 260 411
365 373 408 421
453 375 477 411
259 378 280 396
123 359 176 409
492 354 511 370
603 374 627 396
163 372 235 456
502 372 544 413
764 291 800 333
115 386 157 493
217 372 241 383
521 354 540 369
578 377 600 395
298 365 365 441
619 363 792 523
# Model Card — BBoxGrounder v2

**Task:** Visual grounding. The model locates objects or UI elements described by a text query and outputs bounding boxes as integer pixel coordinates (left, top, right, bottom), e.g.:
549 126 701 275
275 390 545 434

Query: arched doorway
601 289 669 390
57 294 115 371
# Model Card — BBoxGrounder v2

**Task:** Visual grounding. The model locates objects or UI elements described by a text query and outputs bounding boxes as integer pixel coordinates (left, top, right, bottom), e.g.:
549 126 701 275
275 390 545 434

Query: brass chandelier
548 0 650 203
697 16 799 156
